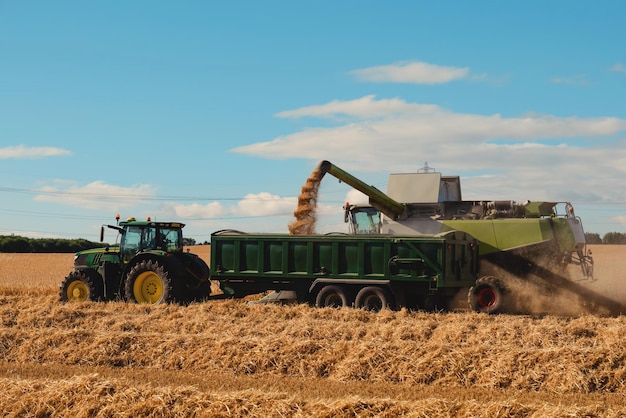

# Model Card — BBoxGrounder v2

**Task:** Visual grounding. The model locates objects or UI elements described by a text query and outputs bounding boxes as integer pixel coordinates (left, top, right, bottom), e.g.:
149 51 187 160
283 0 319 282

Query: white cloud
611 215 626 230
162 191 344 235
609 63 626 73
234 192 296 217
167 201 226 219
34 180 156 211
234 96 626 166
0 145 71 159
232 96 626 206
550 75 588 85
275 95 441 119
166 192 295 220
350 61 470 84
345 189 369 205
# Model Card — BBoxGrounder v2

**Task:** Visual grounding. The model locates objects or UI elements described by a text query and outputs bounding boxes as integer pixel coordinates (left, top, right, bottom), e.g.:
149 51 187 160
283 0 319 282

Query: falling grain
288 167 324 235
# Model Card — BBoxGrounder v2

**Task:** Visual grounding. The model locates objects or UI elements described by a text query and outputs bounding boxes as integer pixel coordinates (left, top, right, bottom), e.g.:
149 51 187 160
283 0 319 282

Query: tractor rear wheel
468 276 504 314
125 260 172 304
180 256 211 302
355 286 393 311
59 271 103 302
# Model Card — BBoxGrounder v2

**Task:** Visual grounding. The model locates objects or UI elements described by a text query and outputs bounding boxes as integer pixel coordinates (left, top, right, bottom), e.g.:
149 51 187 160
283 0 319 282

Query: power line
0 186 281 202
0 208 105 220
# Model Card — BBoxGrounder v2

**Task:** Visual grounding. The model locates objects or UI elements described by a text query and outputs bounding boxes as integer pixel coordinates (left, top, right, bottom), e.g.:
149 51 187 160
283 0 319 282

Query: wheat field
1 245 626 417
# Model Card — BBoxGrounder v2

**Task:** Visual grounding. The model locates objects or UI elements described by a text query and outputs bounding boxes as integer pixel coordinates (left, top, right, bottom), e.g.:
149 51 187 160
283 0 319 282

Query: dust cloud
479 250 626 317
288 167 323 235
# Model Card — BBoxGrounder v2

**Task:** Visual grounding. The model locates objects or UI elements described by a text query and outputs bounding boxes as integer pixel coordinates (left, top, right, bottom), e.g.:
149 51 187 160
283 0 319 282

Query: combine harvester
316 160 621 314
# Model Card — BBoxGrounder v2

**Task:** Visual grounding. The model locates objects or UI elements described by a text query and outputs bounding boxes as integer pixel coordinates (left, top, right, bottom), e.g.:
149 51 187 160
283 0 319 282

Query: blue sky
1 1 625 243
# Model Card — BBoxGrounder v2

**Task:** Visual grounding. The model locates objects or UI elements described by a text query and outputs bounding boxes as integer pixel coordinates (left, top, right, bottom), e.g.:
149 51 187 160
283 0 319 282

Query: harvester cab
343 203 382 235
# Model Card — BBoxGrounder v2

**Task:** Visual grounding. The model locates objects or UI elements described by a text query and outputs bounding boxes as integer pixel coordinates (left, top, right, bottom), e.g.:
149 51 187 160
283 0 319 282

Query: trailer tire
59 271 104 302
355 286 393 312
468 276 504 314
125 260 172 305
315 285 349 308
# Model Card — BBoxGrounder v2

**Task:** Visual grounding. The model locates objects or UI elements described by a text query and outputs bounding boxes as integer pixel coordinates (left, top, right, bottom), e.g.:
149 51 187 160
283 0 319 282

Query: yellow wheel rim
67 281 89 302
133 271 164 304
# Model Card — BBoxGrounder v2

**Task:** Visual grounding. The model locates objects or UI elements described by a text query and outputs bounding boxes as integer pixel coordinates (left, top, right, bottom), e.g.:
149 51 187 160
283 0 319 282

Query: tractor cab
116 218 185 263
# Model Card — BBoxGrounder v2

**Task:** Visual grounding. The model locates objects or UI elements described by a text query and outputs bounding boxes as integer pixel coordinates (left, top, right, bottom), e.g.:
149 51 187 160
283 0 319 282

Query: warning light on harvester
147 217 151 221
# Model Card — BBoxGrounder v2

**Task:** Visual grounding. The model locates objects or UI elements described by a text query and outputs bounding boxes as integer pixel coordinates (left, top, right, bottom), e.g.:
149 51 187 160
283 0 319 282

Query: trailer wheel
468 276 504 314
59 271 104 302
355 286 393 312
315 285 349 308
125 260 172 304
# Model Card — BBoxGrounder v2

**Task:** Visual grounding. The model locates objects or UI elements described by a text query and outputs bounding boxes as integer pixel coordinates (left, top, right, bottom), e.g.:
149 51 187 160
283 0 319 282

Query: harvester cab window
355 211 381 234
347 206 381 235
121 226 142 263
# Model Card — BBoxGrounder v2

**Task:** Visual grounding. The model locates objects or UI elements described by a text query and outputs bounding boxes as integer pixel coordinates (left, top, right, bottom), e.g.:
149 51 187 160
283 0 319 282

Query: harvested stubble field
1 246 626 417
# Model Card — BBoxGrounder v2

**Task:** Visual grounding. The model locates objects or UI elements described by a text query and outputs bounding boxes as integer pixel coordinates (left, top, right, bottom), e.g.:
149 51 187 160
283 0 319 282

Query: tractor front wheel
125 260 172 304
59 271 103 302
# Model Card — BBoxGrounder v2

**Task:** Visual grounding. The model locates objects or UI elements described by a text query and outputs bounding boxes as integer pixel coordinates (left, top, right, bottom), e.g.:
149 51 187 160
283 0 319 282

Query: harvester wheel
355 286 393 311
468 276 504 314
315 285 349 308
125 260 172 304
59 271 103 302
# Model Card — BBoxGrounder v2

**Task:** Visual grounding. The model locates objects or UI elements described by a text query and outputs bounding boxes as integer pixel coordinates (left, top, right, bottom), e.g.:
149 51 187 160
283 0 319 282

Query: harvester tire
315 285 349 308
355 286 394 312
125 260 172 305
59 271 104 302
468 276 504 314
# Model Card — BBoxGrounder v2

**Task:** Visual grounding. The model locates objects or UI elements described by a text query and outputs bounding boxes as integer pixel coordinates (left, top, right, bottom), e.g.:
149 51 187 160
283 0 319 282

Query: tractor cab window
141 227 157 250
158 227 182 252
121 226 142 263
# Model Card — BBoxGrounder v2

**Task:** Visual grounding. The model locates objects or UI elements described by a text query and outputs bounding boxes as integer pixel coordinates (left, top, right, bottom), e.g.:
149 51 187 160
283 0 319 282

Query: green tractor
60 215 211 304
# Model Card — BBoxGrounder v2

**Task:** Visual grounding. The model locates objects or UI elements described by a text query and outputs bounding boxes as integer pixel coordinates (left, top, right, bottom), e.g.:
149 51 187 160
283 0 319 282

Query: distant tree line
0 235 199 253
584 232 626 245
0 235 107 253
